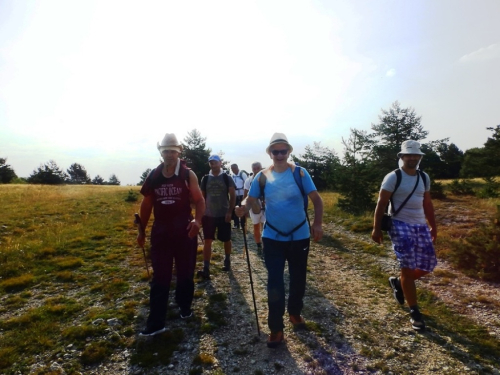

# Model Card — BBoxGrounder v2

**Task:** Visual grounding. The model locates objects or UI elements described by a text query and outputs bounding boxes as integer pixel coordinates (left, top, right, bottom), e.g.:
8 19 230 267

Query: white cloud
459 43 500 63
386 68 396 77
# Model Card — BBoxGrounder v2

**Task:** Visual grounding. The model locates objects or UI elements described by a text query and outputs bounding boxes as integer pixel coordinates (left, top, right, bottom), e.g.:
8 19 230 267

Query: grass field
0 185 146 373
0 183 498 373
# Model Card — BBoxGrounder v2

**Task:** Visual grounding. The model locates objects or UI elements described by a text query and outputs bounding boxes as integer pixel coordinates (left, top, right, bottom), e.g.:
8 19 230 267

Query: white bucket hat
397 140 425 157
266 132 293 155
157 133 183 154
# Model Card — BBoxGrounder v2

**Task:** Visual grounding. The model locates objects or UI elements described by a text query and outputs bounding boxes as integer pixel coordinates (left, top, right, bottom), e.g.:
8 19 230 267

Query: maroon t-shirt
140 167 192 231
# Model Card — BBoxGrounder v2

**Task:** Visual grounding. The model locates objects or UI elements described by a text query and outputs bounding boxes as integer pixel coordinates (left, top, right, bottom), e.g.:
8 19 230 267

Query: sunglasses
271 149 288 156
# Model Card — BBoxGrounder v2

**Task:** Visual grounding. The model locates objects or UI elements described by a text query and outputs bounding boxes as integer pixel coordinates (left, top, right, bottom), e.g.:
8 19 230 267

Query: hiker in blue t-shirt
235 132 324 348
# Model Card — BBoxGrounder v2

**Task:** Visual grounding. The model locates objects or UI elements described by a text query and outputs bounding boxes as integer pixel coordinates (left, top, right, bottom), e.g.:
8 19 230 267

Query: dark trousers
147 223 197 328
232 195 243 227
262 237 310 332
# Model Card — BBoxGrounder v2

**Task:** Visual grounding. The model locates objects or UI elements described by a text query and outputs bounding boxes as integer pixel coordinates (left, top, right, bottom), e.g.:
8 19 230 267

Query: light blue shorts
388 219 437 272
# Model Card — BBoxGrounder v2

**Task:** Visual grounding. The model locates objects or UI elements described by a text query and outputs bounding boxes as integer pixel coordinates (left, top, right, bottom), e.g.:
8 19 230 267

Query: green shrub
449 179 474 195
430 180 446 199
125 189 139 202
477 177 499 199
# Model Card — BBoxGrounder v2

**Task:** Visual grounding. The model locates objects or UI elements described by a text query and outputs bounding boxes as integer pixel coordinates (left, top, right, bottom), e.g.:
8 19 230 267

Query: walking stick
134 213 151 278
241 214 260 336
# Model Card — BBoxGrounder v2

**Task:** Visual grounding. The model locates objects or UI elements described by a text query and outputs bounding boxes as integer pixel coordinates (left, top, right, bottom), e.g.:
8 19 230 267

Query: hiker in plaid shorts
372 140 437 331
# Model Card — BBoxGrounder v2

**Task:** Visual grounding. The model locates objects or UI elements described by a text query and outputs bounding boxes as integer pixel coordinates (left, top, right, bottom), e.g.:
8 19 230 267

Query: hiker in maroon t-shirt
137 133 205 337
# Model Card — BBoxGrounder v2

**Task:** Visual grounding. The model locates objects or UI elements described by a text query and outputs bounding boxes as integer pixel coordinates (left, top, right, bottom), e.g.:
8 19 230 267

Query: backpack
200 172 230 193
387 168 427 216
258 163 310 236
147 160 190 187
232 171 247 189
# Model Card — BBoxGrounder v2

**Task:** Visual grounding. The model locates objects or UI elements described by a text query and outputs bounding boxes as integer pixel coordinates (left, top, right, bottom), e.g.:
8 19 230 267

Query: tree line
0 159 121 185
1 102 499 211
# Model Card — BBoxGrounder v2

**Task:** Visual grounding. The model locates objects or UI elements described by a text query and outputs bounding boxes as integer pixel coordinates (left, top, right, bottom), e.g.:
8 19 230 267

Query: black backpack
200 173 230 193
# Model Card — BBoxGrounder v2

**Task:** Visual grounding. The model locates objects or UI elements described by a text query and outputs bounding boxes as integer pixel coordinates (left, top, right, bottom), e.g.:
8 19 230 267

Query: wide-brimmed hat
208 155 221 162
157 133 183 154
266 132 293 155
397 140 425 157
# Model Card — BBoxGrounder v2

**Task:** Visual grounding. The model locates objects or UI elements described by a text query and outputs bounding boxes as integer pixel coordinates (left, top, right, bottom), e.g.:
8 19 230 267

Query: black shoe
180 309 193 319
389 276 405 305
222 258 231 271
139 326 166 337
197 268 210 279
410 308 426 331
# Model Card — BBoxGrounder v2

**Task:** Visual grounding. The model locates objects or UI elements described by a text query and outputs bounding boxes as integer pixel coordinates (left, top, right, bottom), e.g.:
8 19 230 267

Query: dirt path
111 221 500 375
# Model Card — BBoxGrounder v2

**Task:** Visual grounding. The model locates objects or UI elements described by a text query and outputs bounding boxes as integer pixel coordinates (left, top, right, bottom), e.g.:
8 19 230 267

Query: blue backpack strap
293 165 308 211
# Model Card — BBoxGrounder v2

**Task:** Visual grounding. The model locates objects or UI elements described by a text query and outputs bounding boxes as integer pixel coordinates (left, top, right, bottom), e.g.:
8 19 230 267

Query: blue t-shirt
249 167 316 241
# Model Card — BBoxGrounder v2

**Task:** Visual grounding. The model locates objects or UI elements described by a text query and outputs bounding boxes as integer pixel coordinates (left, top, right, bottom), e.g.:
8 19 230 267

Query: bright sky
1 0 499 185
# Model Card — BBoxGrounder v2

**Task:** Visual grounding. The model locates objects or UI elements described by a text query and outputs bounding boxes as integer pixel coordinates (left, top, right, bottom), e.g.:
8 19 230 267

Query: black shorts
202 216 231 242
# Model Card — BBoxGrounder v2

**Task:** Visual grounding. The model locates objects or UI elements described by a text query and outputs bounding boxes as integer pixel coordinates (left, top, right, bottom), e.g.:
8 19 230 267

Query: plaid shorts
388 219 437 272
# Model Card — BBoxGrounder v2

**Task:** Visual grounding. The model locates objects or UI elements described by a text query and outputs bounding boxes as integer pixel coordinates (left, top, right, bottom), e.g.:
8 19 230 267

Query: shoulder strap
293 166 308 210
418 170 427 188
201 174 208 192
393 169 402 193
258 169 269 200
147 163 166 185
223 173 230 189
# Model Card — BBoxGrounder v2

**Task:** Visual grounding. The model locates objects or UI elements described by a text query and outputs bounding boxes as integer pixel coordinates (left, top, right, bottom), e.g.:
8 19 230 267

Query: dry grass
0 184 144 373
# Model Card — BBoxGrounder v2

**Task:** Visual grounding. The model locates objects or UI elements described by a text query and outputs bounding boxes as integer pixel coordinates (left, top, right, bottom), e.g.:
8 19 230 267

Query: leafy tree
107 174 121 186
0 158 17 183
182 129 212 181
292 142 340 191
336 129 379 214
461 125 500 178
92 175 105 185
138 168 152 185
436 142 463 179
28 160 68 184
371 101 428 174
67 163 91 184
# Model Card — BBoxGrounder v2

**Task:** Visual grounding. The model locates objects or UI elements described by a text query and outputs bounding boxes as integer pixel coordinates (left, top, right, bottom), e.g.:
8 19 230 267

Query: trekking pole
134 213 151 278
241 214 260 336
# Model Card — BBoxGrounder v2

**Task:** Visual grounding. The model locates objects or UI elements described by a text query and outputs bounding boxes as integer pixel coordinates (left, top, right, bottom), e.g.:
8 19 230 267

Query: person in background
243 161 266 256
198 155 236 278
231 163 248 229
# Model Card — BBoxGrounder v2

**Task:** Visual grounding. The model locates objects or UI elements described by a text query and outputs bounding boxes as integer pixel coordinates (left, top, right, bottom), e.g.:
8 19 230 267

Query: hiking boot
410 308 426 331
139 326 166 337
222 258 231 271
267 331 284 348
389 276 405 305
180 309 193 319
197 268 210 279
289 315 306 329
